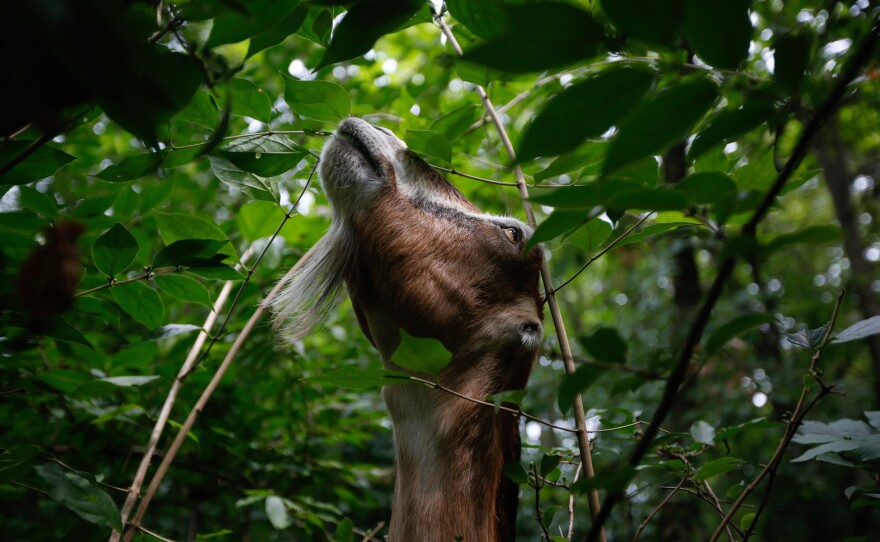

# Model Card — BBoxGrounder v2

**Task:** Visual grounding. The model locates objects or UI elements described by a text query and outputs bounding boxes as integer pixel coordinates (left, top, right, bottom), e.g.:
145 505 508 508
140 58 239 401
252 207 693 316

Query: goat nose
523 321 541 333
371 124 394 136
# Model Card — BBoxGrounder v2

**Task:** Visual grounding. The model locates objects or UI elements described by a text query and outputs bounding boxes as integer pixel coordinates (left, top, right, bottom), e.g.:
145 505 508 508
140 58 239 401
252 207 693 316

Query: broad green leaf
237 200 287 242
264 495 293 529
98 375 161 387
529 180 642 209
683 0 751 69
205 0 301 48
852 434 880 463
740 513 756 532
35 369 89 394
391 330 452 376
558 364 605 414
111 281 164 330
567 218 613 253
835 316 880 344
296 6 333 46
446 0 509 39
217 134 307 177
675 172 737 204
306 367 409 389
35 464 122 531
774 32 813 95
487 389 528 408
614 222 694 247
765 225 842 253
540 454 562 477
93 223 139 277
462 3 605 73
793 419 874 444
112 186 138 218
605 188 690 211
247 4 309 58
600 0 680 45
533 142 608 183
154 274 214 308
217 79 273 123
144 324 202 341
689 99 776 159
139 179 175 211
503 462 529 485
404 130 452 166
153 239 229 269
714 418 783 441
791 440 862 463
155 213 236 261
174 89 218 130
581 327 627 363
695 457 745 481
45 318 94 350
95 152 165 182
0 142 75 186
518 66 655 161
690 420 716 446
429 105 481 140
705 313 776 355
604 77 718 174
18 185 58 216
528 210 593 250
187 266 246 281
283 78 351 123
317 0 424 69
334 518 354 542
209 156 281 202
733 151 776 191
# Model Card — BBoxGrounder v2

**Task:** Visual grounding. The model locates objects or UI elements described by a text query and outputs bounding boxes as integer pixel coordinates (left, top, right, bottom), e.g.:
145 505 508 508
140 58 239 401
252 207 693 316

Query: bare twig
74 268 180 299
436 14 606 541
568 462 583 540
136 524 178 542
585 20 880 542
430 164 568 188
552 213 653 294
531 463 553 540
356 521 385 542
710 290 845 542
702 480 736 542
631 476 686 542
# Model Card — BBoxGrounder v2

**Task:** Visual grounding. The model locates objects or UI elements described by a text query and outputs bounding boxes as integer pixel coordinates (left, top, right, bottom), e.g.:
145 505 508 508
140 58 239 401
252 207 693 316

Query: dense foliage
2 0 879 541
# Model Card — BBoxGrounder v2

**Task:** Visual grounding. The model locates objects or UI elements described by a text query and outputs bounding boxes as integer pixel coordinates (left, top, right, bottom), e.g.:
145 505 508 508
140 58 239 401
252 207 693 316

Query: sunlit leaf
283 78 351 123
95 152 165 182
690 420 716 446
404 130 452 166
247 4 309 58
217 134 308 177
835 316 880 344
98 375 161 387
695 457 745 481
154 274 214 308
391 330 452 376
144 324 202 341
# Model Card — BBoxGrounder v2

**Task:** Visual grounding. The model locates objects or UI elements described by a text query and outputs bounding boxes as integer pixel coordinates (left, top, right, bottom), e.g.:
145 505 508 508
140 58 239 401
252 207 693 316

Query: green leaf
35 369 89 394
391 330 453 376
283 78 351 123
316 0 424 69
296 6 333 46
690 420 716 446
461 3 605 73
446 0 509 39
683 0 751 69
503 462 529 485
264 495 292 529
237 200 288 242
529 180 642 209
558 364 605 414
606 188 690 212
528 210 593 250
604 77 718 174
534 142 608 183
705 313 776 356
614 222 694 247
835 316 880 344
765 225 842 254
429 105 481 140
174 89 219 130
154 274 214 308
714 418 783 441
205 0 301 48
689 99 776 159
155 213 236 260
334 518 354 542
600 0 680 45
581 327 627 363
18 185 58 217
95 152 165 182
540 454 562 477
696 457 745 481
247 4 309 58
0 142 76 186
0 446 45 484
153 239 230 269
567 218 613 253
35 464 122 531
217 134 307 177
774 32 813 95
487 389 528 408
45 318 94 350
404 130 452 166
144 324 202 341
675 172 737 204
519 66 655 161
209 155 281 202
306 367 409 389
217 79 273 123
111 281 164 330
93 223 139 277
740 512 756 532
791 440 861 463
98 375 161 387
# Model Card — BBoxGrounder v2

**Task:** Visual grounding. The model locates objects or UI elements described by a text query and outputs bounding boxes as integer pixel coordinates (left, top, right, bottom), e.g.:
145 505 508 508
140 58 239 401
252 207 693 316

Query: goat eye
502 227 521 244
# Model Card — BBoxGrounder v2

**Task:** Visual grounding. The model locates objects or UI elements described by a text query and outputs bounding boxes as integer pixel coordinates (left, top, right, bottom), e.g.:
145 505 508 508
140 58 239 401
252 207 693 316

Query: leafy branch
585 20 880 542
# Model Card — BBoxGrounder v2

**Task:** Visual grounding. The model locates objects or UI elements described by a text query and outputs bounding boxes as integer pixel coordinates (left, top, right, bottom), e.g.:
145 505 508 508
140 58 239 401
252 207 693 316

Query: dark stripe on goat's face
412 199 484 230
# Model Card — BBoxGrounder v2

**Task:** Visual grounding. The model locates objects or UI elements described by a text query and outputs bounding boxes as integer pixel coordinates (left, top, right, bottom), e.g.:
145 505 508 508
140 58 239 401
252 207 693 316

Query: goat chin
272 117 544 542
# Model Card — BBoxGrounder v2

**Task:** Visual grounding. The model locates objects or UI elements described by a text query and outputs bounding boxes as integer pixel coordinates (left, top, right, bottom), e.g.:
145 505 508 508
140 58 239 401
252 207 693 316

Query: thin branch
0 109 86 177
74 268 180 299
436 14 606 541
710 290 845 542
136 524 178 542
10 481 50 496
631 476 686 542
552 213 653 294
431 164 569 188
702 480 736 542
585 20 880 542
531 463 553 540
568 462 583 540
356 521 385 542
168 130 331 151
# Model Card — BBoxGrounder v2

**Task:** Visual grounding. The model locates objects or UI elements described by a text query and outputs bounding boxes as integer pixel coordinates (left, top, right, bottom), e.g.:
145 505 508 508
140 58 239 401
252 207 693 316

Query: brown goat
273 118 544 541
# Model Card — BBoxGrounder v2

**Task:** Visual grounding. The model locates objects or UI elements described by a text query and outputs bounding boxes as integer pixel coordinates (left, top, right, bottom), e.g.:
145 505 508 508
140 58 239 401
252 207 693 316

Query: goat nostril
523 321 540 333
372 124 393 136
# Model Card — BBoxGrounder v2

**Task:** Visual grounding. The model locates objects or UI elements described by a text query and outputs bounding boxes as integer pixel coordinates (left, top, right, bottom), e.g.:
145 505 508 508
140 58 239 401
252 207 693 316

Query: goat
273 117 544 541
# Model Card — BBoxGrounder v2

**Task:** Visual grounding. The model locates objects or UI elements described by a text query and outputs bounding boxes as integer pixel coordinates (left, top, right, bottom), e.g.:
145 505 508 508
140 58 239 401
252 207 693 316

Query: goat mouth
334 128 384 177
